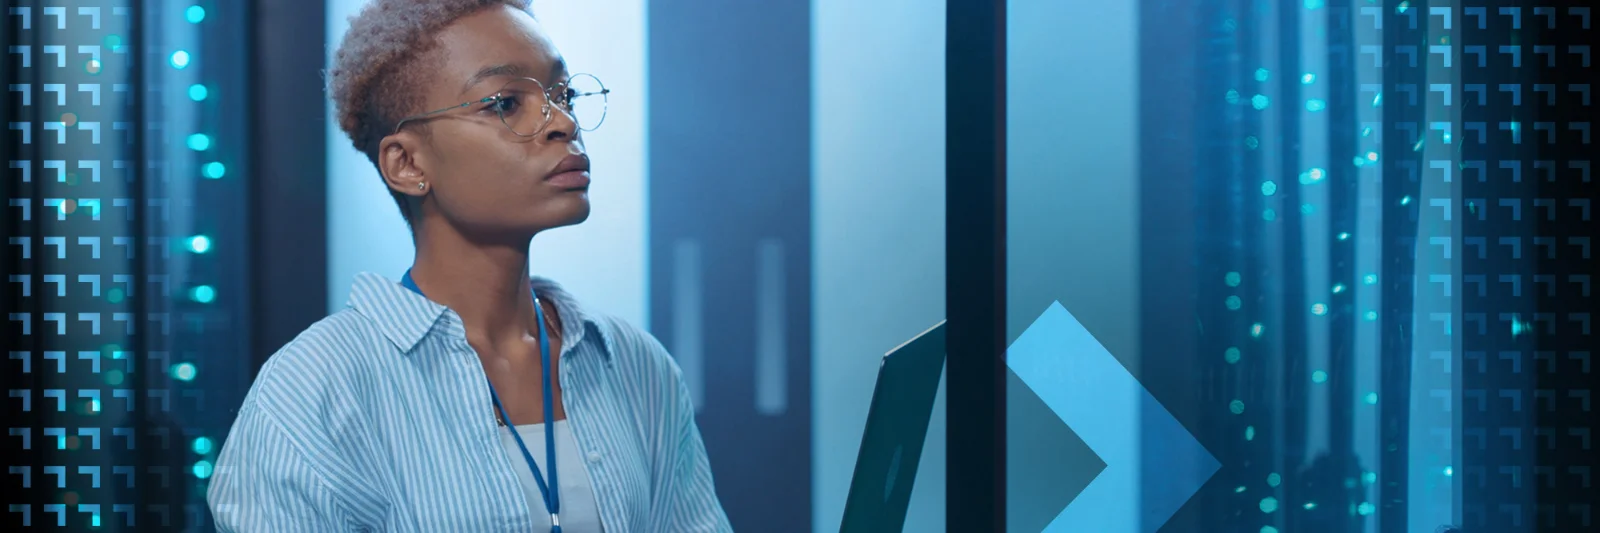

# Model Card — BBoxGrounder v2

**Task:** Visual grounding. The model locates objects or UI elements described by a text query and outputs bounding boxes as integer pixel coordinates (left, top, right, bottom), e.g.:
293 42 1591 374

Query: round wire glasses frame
392 73 610 137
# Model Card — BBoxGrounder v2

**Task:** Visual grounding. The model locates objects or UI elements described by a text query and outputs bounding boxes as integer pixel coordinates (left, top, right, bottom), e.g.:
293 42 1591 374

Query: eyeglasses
393 73 610 137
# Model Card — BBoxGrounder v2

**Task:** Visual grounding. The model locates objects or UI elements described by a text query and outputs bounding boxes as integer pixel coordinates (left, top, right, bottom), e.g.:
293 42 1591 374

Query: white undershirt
497 420 605 532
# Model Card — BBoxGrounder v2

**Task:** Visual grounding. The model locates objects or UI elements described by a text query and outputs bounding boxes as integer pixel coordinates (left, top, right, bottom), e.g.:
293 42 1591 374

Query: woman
207 1 731 531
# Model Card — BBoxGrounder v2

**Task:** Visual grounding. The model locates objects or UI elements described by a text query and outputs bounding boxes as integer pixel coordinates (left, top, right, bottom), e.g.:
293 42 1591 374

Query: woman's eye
491 95 521 113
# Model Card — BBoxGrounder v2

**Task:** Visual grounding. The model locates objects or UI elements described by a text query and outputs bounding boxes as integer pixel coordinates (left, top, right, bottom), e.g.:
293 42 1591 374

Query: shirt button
587 451 602 463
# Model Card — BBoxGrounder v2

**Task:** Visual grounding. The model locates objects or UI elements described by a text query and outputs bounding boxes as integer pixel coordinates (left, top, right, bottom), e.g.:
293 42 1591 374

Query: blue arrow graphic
1007 301 1220 533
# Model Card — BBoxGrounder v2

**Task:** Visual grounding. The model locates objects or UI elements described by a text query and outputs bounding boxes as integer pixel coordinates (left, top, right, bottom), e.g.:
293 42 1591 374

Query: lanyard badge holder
401 272 562 533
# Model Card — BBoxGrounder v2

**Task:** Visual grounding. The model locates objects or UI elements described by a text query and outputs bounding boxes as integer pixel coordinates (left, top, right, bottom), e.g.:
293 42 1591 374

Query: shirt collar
345 271 597 355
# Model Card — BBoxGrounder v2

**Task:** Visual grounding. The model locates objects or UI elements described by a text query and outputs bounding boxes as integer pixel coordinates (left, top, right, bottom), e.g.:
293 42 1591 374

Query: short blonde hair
326 0 531 218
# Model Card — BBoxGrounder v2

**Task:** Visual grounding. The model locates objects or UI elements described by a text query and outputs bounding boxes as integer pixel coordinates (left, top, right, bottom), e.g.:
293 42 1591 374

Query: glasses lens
558 74 608 132
496 78 553 136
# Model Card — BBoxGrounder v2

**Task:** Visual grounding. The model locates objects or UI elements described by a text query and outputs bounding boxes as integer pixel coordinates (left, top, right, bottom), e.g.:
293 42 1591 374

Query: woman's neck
409 224 540 349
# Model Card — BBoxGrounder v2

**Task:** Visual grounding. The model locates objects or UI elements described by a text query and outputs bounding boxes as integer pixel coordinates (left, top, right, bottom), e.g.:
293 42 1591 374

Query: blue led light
1305 99 1326 111
193 437 215 455
203 162 227 179
190 285 216 303
1301 73 1315 84
1254 68 1269 82
1260 497 1278 513
187 133 211 151
170 50 191 69
1312 370 1328 383
186 235 212 253
193 460 214 479
1251 94 1269 110
186 6 207 23
1261 181 1278 196
189 84 208 101
172 362 197 381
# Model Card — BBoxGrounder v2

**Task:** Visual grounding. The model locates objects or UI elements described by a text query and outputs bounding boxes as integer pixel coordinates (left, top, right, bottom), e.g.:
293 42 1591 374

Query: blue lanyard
400 270 562 533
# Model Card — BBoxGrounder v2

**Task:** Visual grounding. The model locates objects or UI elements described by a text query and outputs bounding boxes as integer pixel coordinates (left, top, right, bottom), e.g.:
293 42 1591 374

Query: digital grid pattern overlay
6 2 250 531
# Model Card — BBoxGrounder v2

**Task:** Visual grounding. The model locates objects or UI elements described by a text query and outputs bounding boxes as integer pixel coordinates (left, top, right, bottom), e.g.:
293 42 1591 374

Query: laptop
839 321 946 533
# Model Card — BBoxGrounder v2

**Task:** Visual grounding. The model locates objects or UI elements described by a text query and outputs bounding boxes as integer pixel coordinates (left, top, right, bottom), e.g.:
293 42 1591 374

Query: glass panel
813 0 948 531
1006 0 1142 531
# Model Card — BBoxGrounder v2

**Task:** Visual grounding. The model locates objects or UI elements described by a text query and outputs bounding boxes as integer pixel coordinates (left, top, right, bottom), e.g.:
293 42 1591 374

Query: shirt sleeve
643 336 735 531
207 403 358 532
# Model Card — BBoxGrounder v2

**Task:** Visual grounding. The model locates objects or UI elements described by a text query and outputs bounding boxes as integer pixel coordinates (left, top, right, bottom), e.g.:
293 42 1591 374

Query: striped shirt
207 272 732 532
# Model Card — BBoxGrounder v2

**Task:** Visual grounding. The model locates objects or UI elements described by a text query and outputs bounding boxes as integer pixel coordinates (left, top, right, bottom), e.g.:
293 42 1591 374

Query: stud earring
417 182 426 190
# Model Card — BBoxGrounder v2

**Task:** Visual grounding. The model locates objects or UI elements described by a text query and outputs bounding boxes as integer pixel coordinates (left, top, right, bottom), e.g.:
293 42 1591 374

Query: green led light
203 162 227 179
172 362 197 381
1260 497 1279 513
1364 392 1379 405
190 285 216 303
187 133 211 151
1230 400 1246 414
1226 295 1242 310
1250 323 1264 338
1245 425 1255 440
186 6 207 23
1224 347 1242 364
1225 271 1242 287
1267 473 1281 487
1312 370 1328 383
107 288 124 304
189 84 209 101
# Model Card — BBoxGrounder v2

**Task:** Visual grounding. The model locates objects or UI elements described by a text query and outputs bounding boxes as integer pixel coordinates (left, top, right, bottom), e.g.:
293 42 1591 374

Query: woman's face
386 4 590 239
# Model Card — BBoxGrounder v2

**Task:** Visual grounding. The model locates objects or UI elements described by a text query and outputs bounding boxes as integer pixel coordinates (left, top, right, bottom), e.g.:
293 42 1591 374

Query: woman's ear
378 133 430 197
